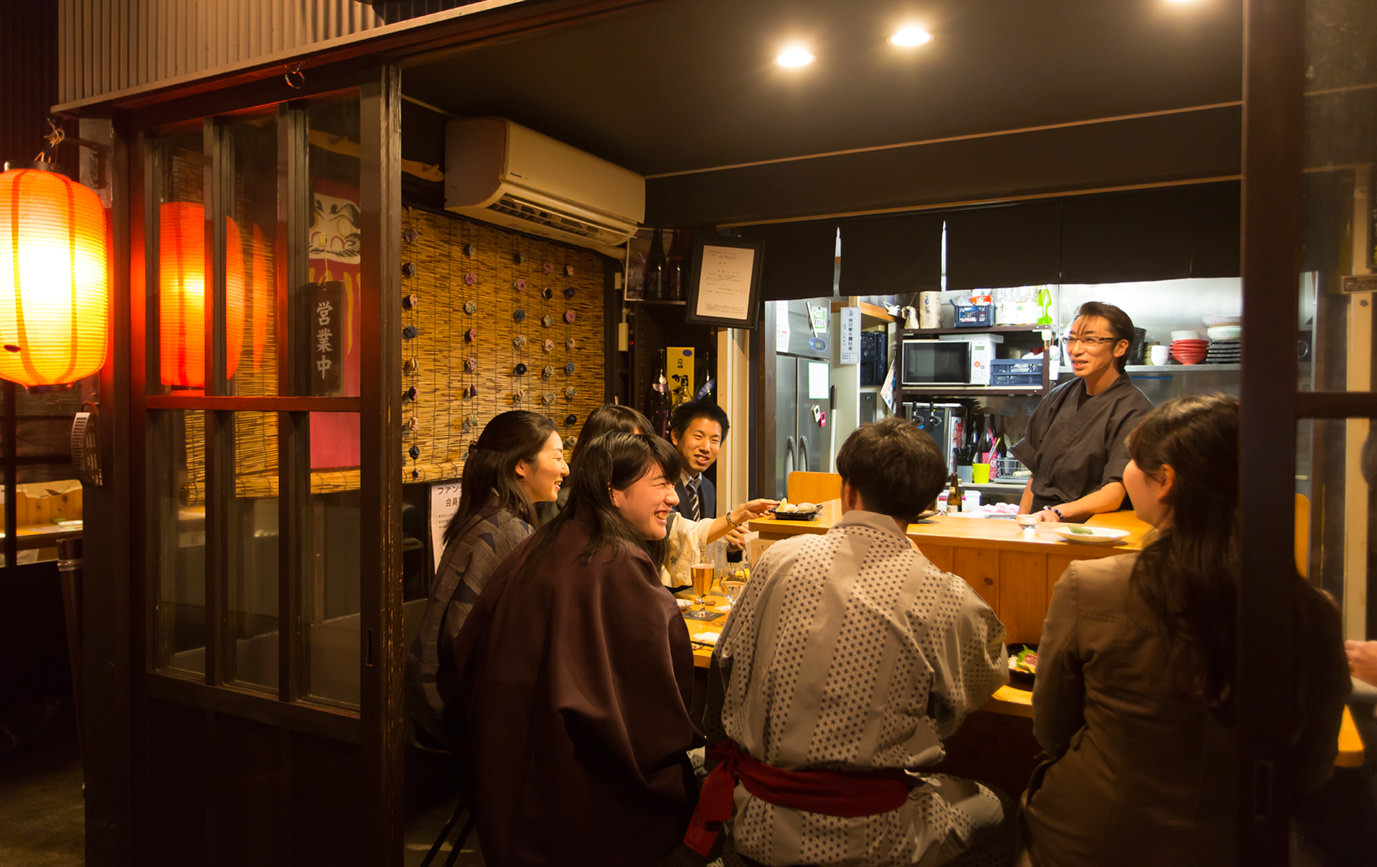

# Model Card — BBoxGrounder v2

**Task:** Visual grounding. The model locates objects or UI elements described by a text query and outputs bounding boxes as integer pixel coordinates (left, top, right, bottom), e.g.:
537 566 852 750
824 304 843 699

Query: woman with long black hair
555 402 776 587
1021 394 1348 865
405 410 566 747
447 431 699 866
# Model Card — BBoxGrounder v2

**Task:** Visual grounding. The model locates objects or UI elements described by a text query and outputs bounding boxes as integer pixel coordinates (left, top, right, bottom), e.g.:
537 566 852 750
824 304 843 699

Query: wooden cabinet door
998 551 1048 645
954 547 998 610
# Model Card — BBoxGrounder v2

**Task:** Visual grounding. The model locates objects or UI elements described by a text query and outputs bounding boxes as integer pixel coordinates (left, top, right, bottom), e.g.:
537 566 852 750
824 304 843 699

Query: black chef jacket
1010 374 1152 517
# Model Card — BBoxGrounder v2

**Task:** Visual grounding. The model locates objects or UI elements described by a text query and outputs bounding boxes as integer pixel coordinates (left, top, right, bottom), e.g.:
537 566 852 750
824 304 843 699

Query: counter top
749 501 1152 552
749 502 1152 644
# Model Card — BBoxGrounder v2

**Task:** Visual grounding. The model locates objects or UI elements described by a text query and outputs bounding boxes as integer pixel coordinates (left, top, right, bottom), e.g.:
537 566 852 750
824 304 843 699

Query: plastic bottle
1036 285 1053 326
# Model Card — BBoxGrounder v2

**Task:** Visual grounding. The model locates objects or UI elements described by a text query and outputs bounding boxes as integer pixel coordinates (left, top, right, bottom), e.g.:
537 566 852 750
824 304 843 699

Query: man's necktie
687 478 701 521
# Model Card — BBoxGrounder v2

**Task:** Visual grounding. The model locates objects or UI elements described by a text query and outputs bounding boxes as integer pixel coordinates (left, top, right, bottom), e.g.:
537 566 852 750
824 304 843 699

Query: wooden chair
1295 492 1310 579
786 471 842 505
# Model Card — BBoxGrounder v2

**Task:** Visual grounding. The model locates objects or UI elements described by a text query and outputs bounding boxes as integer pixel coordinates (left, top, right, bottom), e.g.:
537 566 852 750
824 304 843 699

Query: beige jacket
1023 553 1344 867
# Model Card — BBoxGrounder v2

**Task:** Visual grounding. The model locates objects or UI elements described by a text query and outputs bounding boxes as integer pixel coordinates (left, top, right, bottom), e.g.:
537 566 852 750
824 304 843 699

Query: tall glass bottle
650 367 672 438
695 347 715 400
666 229 689 302
643 228 667 302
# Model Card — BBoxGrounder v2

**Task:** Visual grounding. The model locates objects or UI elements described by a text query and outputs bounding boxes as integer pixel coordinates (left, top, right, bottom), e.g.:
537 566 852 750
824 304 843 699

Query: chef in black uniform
1011 301 1152 523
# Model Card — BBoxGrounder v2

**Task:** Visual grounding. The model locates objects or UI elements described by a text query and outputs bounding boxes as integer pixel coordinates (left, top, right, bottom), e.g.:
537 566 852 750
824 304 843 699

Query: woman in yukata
447 431 703 865
1021 394 1348 865
404 409 566 748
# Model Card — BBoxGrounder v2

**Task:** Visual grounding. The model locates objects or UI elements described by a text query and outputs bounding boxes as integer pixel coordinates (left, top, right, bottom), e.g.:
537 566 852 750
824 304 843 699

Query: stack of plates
1205 339 1240 363
1171 338 1208 365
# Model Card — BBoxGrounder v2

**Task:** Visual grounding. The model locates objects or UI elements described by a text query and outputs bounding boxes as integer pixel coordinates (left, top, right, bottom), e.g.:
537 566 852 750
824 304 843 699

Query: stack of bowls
1203 314 1242 364
1170 330 1208 365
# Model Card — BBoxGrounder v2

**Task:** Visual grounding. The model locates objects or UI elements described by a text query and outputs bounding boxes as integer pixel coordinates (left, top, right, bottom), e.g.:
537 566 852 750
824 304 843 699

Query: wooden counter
749 503 1152 644
678 585 1364 768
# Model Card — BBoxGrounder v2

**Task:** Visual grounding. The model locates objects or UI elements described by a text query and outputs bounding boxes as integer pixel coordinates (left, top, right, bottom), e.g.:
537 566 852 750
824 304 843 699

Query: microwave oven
900 335 1002 387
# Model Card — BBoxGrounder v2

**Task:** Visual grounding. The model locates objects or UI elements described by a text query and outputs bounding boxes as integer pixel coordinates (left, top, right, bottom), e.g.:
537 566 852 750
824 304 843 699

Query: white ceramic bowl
1170 329 1200 341
1203 313 1242 327
1206 325 1241 341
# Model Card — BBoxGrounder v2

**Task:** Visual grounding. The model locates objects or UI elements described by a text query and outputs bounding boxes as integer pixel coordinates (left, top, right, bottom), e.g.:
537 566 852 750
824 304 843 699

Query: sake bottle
644 228 667 302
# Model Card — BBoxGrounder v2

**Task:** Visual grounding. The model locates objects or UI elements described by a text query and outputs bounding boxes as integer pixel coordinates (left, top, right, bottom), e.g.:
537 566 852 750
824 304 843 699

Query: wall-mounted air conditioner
444 117 645 256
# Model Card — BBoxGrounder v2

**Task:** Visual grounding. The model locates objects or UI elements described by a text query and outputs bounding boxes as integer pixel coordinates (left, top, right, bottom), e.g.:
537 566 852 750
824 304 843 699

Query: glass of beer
688 563 716 620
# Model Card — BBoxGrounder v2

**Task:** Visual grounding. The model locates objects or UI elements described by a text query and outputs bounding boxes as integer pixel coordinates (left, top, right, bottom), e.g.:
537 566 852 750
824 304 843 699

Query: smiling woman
443 429 697 864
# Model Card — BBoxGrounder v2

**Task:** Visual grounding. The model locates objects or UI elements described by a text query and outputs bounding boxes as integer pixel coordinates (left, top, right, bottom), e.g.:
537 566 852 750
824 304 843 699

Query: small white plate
694 631 720 645
1054 526 1130 545
675 598 693 611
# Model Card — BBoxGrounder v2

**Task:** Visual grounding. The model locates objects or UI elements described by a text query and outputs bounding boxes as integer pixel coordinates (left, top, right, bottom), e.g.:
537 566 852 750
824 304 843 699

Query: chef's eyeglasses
1061 334 1120 347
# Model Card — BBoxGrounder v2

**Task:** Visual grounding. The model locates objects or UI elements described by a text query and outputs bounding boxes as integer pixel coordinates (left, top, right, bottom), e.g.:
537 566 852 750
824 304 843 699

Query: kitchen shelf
900 385 1046 397
1054 363 1242 377
901 325 1053 337
965 481 1027 493
833 300 895 329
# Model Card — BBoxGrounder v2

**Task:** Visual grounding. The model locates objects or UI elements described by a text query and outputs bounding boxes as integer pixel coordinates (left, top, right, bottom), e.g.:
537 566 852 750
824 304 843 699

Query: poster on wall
307 180 362 469
429 481 462 569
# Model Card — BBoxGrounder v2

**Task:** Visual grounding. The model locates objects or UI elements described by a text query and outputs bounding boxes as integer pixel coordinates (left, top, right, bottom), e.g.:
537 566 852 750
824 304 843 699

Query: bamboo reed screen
175 185 608 504
396 206 607 483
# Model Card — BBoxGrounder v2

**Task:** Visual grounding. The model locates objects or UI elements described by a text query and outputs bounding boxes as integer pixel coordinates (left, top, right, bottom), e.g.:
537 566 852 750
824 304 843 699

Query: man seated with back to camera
690 417 1014 866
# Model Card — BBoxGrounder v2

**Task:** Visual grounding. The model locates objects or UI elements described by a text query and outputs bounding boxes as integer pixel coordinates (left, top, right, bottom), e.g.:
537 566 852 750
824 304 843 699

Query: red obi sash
683 742 912 856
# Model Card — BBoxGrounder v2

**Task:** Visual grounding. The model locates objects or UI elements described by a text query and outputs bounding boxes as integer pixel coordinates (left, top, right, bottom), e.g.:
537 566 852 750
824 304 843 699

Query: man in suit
668 400 729 523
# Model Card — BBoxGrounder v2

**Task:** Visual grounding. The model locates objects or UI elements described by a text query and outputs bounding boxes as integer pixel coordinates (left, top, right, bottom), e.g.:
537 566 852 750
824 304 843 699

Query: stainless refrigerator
772 300 832 500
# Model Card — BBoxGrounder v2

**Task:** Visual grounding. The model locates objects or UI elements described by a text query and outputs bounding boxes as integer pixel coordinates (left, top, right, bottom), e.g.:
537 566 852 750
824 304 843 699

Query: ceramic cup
918 291 941 328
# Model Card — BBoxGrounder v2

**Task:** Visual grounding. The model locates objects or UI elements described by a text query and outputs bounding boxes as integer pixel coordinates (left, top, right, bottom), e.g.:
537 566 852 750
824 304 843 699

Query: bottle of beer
948 472 963 514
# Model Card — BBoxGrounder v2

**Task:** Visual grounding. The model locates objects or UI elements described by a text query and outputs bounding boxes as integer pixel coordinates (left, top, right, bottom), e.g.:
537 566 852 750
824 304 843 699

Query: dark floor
0 726 486 866
0 734 85 866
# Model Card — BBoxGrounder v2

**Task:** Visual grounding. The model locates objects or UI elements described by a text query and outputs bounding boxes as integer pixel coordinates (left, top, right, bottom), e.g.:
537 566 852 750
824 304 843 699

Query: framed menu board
685 237 764 328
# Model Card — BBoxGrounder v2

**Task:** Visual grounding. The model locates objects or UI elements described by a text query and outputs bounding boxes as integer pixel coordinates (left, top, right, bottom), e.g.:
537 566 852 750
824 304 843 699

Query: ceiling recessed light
889 26 932 47
775 45 815 68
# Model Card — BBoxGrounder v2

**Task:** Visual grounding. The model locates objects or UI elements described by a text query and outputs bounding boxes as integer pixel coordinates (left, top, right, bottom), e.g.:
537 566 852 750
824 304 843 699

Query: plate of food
1054 525 1130 546
771 500 821 521
1008 644 1038 685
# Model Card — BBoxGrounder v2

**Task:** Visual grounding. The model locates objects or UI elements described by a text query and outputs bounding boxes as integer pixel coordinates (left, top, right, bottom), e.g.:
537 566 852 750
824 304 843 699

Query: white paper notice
806 360 829 400
430 481 462 569
839 307 860 364
695 244 756 322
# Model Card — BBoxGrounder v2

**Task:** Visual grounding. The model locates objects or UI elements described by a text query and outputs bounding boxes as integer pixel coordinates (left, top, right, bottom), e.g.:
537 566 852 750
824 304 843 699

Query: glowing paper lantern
0 164 110 388
159 202 245 387
250 223 270 374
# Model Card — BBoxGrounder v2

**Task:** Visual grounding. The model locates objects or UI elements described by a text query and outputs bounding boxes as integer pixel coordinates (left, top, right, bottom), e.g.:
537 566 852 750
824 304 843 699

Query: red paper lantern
0 164 110 388
250 223 271 374
159 202 245 387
